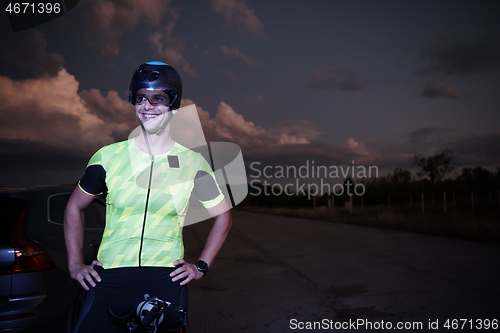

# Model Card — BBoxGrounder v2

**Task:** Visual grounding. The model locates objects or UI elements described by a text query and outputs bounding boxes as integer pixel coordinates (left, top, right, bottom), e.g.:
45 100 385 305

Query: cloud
368 127 500 170
310 62 369 91
2 74 498 186
0 70 319 173
344 138 377 162
406 127 500 163
451 132 500 166
0 68 141 186
0 28 64 76
268 120 319 144
83 0 172 56
181 99 319 154
148 23 196 77
78 89 137 142
421 82 465 100
0 69 136 155
220 46 261 67
1 67 496 186
245 95 266 103
178 101 425 172
180 101 498 172
407 127 465 147
224 71 239 82
210 0 264 39
244 126 500 177
417 38 500 77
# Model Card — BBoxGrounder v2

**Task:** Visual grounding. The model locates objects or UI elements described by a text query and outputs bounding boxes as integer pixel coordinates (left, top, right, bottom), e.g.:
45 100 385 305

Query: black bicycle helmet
129 61 183 110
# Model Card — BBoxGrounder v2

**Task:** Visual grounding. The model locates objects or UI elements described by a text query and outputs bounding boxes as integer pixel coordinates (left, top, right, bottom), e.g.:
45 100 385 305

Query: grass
236 204 500 243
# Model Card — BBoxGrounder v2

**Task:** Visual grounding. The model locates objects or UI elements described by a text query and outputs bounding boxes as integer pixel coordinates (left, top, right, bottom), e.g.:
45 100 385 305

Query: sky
0 0 499 188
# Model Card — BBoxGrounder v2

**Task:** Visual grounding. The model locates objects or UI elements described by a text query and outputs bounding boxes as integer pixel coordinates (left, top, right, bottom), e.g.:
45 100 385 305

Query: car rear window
48 193 69 224
48 193 105 229
0 197 24 245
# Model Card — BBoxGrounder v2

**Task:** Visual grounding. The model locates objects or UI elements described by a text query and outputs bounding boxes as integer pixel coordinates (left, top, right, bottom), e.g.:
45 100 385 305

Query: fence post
388 194 391 209
349 195 353 214
410 193 413 205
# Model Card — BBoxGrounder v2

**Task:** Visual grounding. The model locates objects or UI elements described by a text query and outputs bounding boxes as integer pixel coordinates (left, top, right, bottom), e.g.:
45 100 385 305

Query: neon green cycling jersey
79 139 224 269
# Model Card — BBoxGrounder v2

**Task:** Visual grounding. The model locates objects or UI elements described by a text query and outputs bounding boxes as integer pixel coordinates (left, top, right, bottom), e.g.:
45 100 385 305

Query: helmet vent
130 62 182 109
148 71 160 81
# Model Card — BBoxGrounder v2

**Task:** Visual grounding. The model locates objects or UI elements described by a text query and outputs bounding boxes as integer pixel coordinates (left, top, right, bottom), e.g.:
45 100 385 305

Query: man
64 61 232 332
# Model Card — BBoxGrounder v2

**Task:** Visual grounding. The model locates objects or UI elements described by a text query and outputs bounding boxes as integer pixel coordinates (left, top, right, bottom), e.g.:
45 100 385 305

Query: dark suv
0 186 104 333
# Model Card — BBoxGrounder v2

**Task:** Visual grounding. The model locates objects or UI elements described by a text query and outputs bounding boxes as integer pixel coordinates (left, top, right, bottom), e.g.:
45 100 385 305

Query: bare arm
198 208 232 266
64 186 102 290
171 200 232 285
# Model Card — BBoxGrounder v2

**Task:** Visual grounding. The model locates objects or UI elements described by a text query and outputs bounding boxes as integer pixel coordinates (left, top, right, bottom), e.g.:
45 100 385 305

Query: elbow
63 203 83 229
226 214 233 232
216 210 232 233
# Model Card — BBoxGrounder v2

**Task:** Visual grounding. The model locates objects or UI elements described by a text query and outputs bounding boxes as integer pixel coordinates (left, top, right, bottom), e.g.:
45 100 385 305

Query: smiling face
134 88 172 133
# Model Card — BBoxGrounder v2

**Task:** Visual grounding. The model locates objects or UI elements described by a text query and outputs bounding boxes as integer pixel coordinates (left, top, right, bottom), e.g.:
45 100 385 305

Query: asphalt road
183 210 500 333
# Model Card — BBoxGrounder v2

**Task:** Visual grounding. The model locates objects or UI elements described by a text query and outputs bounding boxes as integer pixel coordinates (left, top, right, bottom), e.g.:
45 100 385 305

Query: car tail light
0 210 55 275
0 313 34 321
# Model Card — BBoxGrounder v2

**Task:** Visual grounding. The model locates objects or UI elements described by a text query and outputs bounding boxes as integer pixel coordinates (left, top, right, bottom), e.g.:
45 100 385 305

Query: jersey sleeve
78 149 107 197
193 156 225 209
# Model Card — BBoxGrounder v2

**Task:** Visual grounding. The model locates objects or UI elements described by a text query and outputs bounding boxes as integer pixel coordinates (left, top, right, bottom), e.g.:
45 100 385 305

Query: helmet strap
155 111 174 135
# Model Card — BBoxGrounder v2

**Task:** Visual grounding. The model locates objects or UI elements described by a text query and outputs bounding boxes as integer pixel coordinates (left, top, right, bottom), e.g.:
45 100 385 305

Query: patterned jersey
78 139 224 269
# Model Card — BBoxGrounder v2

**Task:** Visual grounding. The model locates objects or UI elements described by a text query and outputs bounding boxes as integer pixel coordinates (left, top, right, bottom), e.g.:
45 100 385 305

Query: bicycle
109 294 186 333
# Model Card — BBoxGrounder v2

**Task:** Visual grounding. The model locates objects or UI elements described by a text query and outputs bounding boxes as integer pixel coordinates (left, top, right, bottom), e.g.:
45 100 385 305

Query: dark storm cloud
79 89 137 141
407 127 464 147
188 100 320 148
0 70 135 155
292 127 500 177
220 46 261 67
310 62 369 92
449 132 500 161
191 98 500 175
399 127 500 168
244 95 266 103
421 82 465 100
406 128 500 167
210 0 265 39
417 38 500 77
148 23 197 78
243 140 378 182
0 27 64 77
81 0 172 56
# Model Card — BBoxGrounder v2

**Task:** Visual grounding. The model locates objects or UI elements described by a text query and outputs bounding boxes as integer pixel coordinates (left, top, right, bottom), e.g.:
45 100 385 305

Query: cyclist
64 61 232 332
